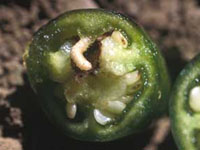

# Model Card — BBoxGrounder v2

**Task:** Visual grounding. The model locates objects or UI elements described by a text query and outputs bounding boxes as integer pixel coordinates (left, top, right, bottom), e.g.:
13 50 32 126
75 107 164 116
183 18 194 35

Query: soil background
1 0 200 150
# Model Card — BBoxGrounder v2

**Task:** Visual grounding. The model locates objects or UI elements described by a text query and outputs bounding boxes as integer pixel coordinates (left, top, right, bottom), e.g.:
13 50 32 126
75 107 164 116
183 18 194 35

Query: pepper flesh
170 54 200 150
24 9 170 141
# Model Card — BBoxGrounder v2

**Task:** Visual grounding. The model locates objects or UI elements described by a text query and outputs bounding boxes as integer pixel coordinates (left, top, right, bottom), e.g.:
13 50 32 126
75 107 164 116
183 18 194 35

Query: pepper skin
24 9 170 141
170 54 200 150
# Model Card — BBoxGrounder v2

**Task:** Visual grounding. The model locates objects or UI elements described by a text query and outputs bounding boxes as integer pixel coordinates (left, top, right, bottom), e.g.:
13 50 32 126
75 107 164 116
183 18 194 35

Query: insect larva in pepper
24 9 170 141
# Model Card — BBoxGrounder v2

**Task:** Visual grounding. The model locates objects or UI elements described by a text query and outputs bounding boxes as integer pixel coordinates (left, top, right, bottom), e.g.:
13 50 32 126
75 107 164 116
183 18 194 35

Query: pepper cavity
47 30 142 125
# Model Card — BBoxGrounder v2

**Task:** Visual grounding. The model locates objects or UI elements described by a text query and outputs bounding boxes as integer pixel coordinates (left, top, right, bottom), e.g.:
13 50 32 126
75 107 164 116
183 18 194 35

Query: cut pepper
24 9 170 141
170 54 200 150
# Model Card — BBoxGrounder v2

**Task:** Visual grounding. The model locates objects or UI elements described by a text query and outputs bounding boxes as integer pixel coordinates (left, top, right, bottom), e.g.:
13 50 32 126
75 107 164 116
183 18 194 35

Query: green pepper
170 54 200 150
24 9 170 141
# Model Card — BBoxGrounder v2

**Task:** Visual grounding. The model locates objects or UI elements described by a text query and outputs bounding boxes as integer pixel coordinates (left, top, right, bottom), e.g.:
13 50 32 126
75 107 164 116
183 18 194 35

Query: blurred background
1 0 200 150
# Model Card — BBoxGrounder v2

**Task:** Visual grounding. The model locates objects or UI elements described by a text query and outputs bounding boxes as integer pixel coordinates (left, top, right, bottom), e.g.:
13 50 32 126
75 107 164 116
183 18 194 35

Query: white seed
158 91 162 100
66 103 77 119
121 96 132 104
124 70 140 85
93 109 111 125
189 86 200 112
70 37 92 71
111 31 128 48
106 101 126 114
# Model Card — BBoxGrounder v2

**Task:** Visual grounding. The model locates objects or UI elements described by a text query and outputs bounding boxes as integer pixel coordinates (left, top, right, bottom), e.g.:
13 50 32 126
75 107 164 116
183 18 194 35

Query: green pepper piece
24 9 170 141
170 54 200 150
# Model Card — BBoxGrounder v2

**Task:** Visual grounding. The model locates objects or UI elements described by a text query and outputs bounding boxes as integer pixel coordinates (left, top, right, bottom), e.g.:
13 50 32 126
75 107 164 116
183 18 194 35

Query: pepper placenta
170 54 200 150
24 9 170 141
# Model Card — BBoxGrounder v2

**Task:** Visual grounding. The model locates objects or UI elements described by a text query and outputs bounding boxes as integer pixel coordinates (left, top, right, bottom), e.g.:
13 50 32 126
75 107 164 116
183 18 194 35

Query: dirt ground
1 0 200 150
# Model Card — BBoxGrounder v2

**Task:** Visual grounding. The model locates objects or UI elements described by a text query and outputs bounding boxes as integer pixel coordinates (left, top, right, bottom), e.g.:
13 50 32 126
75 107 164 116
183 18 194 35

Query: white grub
93 109 111 125
70 37 92 71
189 86 200 112
66 103 77 119
106 101 126 114
111 31 128 48
124 70 140 85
